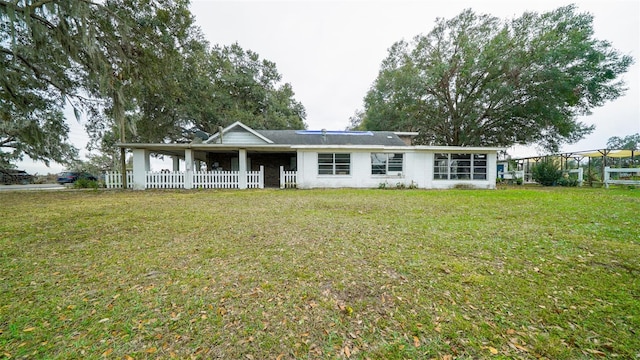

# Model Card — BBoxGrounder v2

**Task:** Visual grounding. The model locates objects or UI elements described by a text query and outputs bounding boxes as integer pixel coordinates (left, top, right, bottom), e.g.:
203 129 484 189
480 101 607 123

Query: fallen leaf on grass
413 336 421 348
344 345 352 358
508 341 530 353
124 356 134 360
481 346 499 355
102 348 113 357
585 349 607 357
23 327 35 332
146 347 157 354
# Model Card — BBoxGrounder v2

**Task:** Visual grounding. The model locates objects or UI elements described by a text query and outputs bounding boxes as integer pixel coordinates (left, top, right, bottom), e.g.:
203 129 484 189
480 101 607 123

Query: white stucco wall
296 148 499 189
132 148 151 190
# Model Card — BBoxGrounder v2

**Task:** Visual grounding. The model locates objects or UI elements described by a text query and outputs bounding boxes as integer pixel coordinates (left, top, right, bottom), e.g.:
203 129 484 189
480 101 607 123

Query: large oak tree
358 6 633 152
109 42 307 146
2 0 306 172
1 0 195 168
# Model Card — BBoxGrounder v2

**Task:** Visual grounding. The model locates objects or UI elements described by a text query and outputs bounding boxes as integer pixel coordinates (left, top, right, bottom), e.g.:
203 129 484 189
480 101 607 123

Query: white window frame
434 153 487 180
371 153 404 175
318 153 351 175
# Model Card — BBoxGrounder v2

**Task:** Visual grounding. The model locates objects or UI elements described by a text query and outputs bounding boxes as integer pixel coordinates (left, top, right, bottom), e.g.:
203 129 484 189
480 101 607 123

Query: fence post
604 167 610 188
280 166 284 189
185 149 194 189
578 168 583 187
259 165 264 189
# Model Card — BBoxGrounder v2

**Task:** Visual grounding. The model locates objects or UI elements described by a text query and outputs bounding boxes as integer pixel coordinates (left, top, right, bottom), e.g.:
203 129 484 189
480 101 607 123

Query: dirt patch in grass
1 188 638 359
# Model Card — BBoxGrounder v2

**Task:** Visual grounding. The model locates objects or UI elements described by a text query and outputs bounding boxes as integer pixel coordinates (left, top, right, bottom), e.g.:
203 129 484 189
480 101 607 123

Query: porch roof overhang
116 143 296 158
117 142 506 156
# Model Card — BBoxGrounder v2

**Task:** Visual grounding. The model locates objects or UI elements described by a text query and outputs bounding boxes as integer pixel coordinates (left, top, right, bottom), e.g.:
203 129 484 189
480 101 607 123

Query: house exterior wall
296 149 498 189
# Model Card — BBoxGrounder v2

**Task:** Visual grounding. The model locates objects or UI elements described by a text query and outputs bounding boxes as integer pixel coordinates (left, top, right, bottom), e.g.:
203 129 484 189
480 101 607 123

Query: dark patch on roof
256 130 408 146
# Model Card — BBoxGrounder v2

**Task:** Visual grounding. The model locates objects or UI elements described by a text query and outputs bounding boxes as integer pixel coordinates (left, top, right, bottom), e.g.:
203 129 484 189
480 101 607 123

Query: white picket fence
104 167 265 189
604 167 640 188
193 171 239 189
104 171 133 189
280 166 297 189
247 167 264 189
146 171 185 189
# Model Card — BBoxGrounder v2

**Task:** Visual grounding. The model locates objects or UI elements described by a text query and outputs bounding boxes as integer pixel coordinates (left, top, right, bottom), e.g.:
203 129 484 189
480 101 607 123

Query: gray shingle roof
256 130 408 146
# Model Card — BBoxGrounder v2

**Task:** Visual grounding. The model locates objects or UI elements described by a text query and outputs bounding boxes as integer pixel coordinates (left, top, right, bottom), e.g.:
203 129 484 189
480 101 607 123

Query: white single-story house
111 121 504 190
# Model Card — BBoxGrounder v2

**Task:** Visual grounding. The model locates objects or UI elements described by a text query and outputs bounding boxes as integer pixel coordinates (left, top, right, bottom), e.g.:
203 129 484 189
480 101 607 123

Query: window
434 153 487 180
371 153 404 175
318 153 350 175
472 154 487 180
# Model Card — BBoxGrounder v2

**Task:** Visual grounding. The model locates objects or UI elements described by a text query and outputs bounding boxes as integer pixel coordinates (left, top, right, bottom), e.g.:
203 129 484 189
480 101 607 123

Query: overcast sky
19 0 640 173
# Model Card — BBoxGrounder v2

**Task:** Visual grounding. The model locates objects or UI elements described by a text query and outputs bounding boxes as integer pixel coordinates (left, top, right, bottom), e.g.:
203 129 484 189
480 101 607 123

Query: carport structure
507 148 638 185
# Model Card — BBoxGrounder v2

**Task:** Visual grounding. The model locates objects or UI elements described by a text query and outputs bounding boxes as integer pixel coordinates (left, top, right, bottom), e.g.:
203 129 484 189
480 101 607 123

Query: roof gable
204 121 274 145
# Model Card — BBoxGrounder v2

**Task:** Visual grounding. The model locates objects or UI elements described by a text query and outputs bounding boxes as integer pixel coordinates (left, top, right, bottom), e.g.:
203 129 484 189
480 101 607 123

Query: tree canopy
1 0 196 166
2 0 306 170
101 42 307 146
606 133 640 150
357 6 633 152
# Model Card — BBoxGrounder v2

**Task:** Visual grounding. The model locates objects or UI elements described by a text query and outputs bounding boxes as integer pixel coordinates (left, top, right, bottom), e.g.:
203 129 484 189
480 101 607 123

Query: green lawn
1 188 638 359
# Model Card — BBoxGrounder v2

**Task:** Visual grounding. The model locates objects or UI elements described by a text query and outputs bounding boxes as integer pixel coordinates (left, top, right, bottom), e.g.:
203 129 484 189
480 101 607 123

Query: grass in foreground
0 188 638 359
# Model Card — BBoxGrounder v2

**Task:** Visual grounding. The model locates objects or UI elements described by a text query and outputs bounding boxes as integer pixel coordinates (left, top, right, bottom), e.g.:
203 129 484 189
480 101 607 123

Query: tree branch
0 48 69 94
0 0 57 30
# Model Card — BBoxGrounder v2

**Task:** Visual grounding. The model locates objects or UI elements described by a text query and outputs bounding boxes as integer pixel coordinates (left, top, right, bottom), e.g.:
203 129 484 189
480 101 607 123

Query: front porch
113 145 297 190
105 166 298 190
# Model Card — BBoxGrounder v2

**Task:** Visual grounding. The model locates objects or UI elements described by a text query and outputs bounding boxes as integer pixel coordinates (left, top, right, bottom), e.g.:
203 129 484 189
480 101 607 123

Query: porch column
185 148 194 189
238 149 247 189
487 152 499 189
172 156 180 171
132 149 150 190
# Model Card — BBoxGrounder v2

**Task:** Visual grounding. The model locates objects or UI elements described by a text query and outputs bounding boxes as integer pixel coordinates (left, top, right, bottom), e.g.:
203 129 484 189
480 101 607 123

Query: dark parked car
0 168 35 185
57 171 98 184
